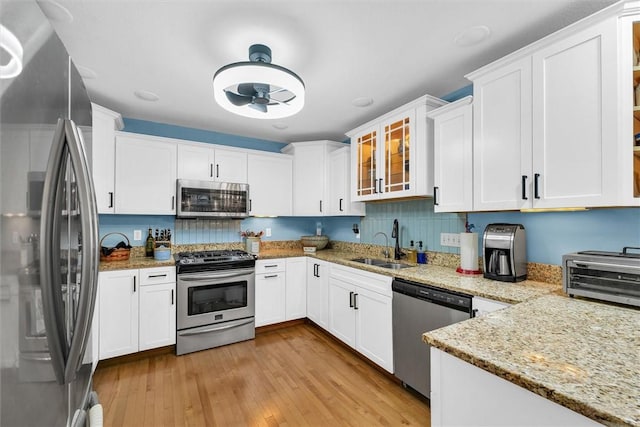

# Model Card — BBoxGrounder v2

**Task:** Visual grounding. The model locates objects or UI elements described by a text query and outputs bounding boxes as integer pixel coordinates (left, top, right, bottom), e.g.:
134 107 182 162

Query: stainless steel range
175 250 257 355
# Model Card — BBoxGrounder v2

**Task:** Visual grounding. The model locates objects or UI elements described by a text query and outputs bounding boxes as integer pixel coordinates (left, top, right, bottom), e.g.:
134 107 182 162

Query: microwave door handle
179 271 252 281
39 118 69 385
62 120 100 383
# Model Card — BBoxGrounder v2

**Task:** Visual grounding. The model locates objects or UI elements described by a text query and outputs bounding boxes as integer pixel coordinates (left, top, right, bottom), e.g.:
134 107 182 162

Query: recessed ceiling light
77 65 97 79
38 0 73 23
352 97 374 108
134 90 159 102
272 122 288 130
454 25 491 47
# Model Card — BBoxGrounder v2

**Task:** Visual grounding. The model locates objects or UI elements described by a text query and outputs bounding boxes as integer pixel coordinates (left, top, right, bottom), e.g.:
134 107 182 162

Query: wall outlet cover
133 229 142 241
440 232 460 247
265 227 272 237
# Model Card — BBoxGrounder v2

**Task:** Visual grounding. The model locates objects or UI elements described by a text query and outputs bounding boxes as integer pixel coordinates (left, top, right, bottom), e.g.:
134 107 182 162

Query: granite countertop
423 295 640 426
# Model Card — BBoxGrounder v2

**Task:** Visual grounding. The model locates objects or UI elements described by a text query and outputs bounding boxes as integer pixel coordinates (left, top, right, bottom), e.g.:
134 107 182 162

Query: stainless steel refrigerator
1 1 100 426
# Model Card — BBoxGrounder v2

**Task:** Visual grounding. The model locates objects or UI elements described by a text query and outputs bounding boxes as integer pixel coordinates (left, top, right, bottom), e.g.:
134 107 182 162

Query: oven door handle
179 272 253 281
178 319 254 336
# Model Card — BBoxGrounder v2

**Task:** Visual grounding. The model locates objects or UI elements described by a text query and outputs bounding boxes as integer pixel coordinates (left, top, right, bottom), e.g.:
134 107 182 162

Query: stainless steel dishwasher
392 278 473 398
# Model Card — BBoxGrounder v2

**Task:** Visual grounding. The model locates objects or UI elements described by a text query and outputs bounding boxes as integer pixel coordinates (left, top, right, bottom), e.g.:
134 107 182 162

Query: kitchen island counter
423 294 640 426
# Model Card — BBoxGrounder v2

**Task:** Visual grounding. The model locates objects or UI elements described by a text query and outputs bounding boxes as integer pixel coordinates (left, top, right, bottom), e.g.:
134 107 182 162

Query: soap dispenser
417 241 427 264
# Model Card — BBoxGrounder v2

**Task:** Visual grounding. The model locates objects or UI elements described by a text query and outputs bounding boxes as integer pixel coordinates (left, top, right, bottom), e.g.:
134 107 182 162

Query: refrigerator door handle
63 120 100 383
39 118 70 385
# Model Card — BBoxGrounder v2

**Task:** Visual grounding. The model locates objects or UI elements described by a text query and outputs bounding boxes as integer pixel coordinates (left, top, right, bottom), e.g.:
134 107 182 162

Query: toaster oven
562 248 640 308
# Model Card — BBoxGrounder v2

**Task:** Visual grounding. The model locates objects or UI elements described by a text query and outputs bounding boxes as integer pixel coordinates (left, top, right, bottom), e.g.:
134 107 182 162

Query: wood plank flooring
93 323 430 426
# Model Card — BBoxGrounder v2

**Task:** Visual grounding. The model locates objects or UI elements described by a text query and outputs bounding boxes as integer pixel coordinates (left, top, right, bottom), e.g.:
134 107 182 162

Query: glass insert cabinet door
633 21 640 198
383 116 411 194
355 129 377 197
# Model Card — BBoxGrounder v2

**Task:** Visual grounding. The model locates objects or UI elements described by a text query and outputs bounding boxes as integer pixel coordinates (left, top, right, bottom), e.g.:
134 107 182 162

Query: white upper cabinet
91 104 124 214
427 96 474 213
347 95 446 202
281 140 345 216
468 10 628 210
327 146 366 216
177 143 247 184
247 151 293 216
114 132 177 214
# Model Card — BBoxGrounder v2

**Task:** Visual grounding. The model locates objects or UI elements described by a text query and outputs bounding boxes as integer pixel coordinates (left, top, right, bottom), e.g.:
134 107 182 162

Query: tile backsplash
359 198 465 253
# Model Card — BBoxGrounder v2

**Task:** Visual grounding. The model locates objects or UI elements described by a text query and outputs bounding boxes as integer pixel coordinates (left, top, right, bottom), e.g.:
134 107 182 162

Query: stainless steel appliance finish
392 278 472 398
176 179 250 218
483 223 527 282
563 248 640 308
175 250 256 355
1 2 99 425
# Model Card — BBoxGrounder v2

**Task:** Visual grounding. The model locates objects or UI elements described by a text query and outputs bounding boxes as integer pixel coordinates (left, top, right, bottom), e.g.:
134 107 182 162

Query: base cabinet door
285 257 307 320
255 271 286 327
354 286 393 372
98 270 139 359
139 282 176 351
306 259 329 329
328 277 356 347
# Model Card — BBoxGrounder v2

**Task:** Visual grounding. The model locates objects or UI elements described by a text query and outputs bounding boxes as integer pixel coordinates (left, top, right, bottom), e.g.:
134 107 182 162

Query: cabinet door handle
264 274 278 279
373 176 378 194
108 192 114 208
171 196 175 210
339 198 343 212
521 176 528 200
216 164 220 179
249 199 252 212
314 264 319 277
433 186 439 206
471 308 478 318
349 291 354 308
319 200 323 213
353 293 358 310
534 173 541 199
378 178 383 194
171 289 174 305
133 276 136 293
210 163 213 178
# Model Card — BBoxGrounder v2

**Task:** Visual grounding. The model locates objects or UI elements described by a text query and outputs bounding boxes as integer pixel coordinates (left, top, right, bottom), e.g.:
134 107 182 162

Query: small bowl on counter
300 235 329 250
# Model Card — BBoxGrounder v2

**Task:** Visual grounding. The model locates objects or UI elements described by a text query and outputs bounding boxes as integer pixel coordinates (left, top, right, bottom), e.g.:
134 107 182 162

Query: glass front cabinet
630 17 640 199
348 95 446 202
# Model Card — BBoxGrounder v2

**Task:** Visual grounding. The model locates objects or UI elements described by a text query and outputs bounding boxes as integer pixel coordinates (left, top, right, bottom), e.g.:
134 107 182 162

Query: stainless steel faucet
391 219 405 260
373 231 390 259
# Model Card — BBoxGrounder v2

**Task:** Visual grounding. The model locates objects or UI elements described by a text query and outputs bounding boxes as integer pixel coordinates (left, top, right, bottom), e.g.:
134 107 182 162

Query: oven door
177 268 255 330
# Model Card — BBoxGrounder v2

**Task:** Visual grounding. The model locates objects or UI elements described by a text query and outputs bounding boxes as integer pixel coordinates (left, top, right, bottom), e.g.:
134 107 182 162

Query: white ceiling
42 0 617 143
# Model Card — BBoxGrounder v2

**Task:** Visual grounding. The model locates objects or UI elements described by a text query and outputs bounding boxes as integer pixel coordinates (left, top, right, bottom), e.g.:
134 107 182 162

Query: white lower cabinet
306 258 329 329
472 296 511 318
98 266 176 360
430 348 600 426
285 257 307 320
255 260 286 327
328 264 393 372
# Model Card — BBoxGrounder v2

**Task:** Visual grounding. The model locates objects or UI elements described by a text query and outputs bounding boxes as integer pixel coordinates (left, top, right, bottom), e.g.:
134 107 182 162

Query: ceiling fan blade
249 103 268 113
237 83 256 96
268 87 287 95
269 95 295 106
225 90 252 106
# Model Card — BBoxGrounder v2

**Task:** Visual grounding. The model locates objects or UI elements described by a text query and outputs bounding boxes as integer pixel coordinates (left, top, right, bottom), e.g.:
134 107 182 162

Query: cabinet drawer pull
264 274 278 279
148 274 167 278
534 173 541 199
521 175 528 200
264 264 278 268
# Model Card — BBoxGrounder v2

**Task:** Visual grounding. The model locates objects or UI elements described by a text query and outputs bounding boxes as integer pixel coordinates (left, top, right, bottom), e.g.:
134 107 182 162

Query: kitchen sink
350 258 414 269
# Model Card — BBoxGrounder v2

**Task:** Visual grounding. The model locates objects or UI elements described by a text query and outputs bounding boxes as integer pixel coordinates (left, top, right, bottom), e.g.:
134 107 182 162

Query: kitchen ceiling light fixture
213 44 305 119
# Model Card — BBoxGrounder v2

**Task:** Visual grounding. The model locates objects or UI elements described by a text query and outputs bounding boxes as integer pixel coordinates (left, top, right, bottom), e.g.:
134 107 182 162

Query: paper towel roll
460 232 479 271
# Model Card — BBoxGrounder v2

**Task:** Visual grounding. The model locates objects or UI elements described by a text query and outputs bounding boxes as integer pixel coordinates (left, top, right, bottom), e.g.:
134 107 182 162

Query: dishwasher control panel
392 278 472 311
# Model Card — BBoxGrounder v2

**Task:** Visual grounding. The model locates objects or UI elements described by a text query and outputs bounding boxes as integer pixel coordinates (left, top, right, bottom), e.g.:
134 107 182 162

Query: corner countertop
423 295 640 426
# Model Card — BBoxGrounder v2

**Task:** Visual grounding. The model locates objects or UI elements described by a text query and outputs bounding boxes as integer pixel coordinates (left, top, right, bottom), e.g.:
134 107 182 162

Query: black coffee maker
482 224 527 282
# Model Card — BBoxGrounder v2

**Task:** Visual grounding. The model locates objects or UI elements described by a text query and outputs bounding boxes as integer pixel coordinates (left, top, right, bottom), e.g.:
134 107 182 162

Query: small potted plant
241 230 263 254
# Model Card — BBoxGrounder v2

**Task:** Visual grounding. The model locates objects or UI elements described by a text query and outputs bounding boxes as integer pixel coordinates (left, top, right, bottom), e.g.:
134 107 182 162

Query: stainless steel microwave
176 179 249 218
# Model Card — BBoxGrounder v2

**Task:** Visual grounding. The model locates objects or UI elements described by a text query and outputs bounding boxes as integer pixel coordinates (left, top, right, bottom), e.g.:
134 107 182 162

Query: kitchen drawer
329 263 392 297
255 259 285 274
139 266 176 286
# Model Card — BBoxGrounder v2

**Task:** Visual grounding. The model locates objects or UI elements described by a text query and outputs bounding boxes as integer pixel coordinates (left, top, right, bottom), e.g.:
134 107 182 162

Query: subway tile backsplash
359 199 465 253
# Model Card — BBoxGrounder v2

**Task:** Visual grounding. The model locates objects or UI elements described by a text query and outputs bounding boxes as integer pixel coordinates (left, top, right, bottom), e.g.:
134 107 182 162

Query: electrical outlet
440 232 461 247
133 229 142 241
265 228 272 237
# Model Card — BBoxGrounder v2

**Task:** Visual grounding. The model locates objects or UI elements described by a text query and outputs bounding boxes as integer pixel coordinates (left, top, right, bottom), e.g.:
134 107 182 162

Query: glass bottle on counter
145 228 155 257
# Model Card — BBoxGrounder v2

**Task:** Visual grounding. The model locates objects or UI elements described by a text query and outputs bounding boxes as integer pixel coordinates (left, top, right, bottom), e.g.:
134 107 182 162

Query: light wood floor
93 322 430 426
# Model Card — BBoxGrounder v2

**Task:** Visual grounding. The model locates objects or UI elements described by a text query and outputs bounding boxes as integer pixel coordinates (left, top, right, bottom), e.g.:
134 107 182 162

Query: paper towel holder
456 231 482 275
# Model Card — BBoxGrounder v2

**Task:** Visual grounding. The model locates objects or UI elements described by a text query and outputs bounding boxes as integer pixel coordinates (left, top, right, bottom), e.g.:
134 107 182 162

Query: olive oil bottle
145 228 154 257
